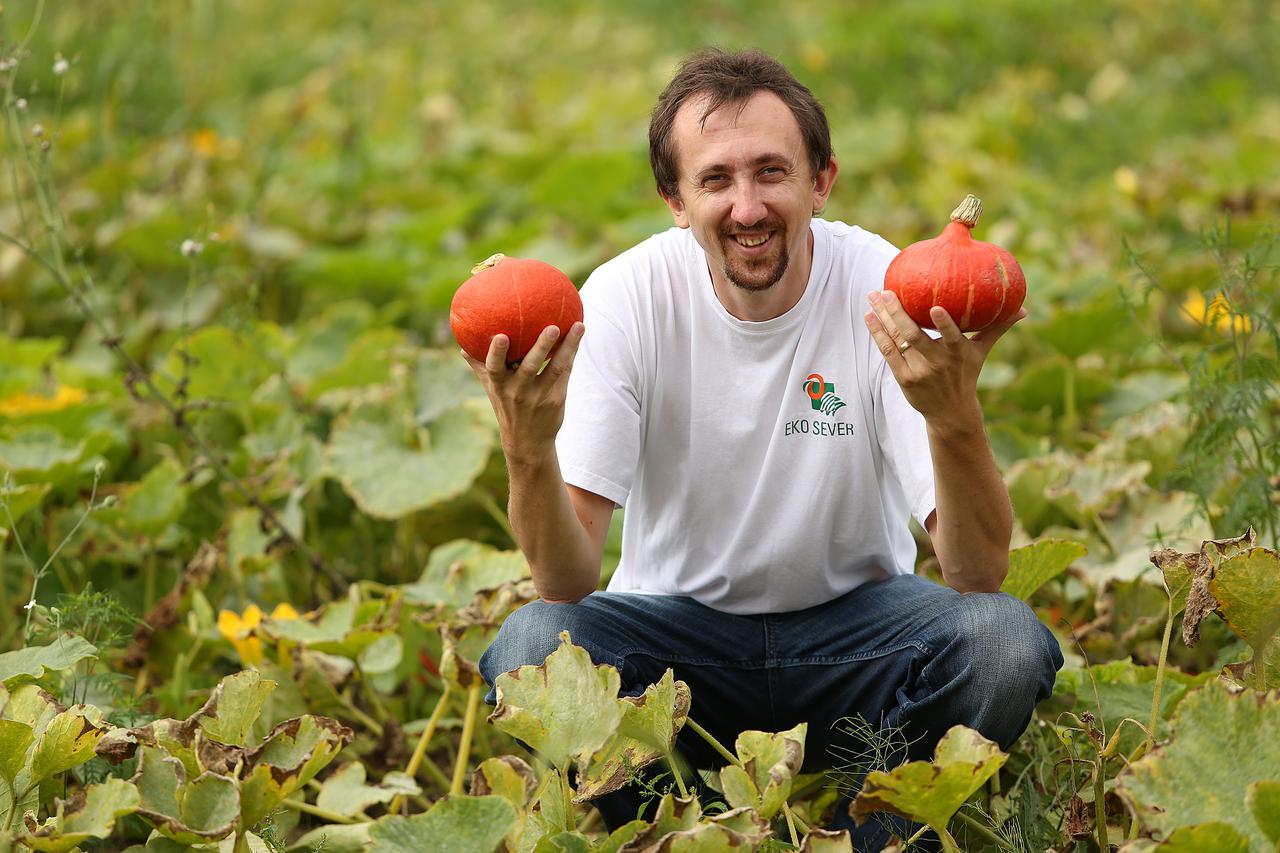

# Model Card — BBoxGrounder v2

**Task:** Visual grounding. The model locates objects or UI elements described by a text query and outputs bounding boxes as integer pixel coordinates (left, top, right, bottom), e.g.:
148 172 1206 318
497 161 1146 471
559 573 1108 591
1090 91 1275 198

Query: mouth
728 230 775 251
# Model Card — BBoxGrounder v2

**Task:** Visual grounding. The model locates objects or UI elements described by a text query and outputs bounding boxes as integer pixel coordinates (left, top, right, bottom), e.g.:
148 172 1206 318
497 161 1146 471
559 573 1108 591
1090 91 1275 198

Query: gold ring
897 339 911 353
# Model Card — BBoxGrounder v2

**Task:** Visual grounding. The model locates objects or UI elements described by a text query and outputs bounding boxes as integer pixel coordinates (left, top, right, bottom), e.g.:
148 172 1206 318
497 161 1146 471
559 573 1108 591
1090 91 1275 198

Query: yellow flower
191 128 219 158
1181 290 1253 335
217 603 299 666
0 385 87 416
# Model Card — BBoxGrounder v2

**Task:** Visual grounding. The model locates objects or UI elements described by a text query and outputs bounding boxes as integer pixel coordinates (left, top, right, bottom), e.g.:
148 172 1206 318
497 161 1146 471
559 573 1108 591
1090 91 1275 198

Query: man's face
662 91 836 294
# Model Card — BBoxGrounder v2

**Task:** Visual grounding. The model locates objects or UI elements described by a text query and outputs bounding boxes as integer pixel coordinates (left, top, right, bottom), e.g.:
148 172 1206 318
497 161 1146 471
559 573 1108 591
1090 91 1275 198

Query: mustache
722 220 784 238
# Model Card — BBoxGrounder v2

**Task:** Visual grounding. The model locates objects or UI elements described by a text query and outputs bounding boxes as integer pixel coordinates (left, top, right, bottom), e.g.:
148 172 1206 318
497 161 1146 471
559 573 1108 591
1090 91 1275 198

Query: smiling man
468 48 1063 851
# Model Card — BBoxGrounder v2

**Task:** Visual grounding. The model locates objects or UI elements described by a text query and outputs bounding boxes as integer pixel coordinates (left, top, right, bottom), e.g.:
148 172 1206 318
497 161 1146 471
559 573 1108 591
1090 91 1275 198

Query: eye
760 166 786 179
702 174 728 188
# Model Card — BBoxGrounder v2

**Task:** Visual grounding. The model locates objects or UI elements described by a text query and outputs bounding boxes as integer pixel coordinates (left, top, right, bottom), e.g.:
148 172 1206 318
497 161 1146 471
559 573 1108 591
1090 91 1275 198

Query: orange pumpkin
450 254 583 363
884 195 1026 332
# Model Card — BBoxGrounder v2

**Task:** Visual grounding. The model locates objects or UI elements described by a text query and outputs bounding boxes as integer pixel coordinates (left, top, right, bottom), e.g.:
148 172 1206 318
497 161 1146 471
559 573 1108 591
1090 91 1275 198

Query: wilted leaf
1119 683 1280 849
366 795 517 853
576 670 691 802
1001 539 1088 601
489 631 624 768
238 715 354 828
719 722 806 820
314 762 419 818
799 828 854 852
0 636 97 686
1150 529 1260 645
196 670 277 747
851 725 1007 836
622 795 703 851
30 706 109 782
22 777 141 852
327 403 494 519
132 747 238 845
1211 548 1280 653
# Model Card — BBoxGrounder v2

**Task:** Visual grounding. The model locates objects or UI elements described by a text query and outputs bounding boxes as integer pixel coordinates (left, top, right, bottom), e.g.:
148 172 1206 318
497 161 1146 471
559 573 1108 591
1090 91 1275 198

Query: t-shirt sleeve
872 362 937 527
554 278 642 509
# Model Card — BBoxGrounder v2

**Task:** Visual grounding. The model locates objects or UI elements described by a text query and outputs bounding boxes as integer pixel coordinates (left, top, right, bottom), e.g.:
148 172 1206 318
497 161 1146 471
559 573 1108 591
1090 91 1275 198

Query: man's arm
865 290 1022 593
464 323 611 603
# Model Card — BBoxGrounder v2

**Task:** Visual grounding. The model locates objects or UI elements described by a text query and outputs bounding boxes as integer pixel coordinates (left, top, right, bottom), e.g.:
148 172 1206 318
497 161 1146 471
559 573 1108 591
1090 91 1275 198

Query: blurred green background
1 0 1277 626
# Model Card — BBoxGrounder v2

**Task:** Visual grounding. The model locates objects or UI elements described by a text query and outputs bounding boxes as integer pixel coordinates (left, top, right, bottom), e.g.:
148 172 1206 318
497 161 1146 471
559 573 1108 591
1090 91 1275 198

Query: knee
954 592 1063 699
478 599 609 704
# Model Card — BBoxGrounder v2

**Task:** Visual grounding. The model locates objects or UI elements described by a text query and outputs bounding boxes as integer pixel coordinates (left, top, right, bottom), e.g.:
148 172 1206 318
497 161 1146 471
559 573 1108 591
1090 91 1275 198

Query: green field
1 1 1278 850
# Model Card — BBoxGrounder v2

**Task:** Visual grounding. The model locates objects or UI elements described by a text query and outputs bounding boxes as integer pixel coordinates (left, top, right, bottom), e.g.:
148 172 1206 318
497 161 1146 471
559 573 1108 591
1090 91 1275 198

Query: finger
516 325 561 376
872 291 929 353
971 308 1027 358
484 334 511 374
864 310 908 371
544 321 585 380
929 306 966 346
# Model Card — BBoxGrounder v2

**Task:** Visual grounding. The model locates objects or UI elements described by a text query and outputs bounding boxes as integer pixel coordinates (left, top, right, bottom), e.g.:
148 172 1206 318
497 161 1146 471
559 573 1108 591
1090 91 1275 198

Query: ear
660 189 690 229
812 155 838 214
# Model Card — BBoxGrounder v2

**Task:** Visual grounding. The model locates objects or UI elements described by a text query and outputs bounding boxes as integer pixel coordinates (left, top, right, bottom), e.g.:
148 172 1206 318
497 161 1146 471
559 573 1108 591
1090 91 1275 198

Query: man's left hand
864 290 1026 423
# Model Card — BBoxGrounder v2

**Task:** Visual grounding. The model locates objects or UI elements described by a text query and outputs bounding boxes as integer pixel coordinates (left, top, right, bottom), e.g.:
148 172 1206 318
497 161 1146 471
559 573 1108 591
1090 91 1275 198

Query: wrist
503 442 559 477
924 401 987 442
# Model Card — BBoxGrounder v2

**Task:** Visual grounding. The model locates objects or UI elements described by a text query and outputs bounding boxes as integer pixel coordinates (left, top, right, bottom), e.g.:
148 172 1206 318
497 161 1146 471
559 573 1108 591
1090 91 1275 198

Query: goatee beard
723 241 789 292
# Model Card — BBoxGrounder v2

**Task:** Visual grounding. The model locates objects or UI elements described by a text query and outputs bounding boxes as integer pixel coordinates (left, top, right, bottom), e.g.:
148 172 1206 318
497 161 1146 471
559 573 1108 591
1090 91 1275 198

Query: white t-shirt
555 219 937 615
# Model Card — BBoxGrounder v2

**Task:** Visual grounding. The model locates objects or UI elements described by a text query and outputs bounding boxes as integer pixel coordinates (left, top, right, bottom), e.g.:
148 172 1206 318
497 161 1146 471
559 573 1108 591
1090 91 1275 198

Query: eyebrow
691 152 794 183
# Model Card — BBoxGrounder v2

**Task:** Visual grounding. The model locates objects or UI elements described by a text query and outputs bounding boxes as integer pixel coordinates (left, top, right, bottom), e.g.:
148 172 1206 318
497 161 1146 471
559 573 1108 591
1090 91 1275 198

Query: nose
729 182 767 227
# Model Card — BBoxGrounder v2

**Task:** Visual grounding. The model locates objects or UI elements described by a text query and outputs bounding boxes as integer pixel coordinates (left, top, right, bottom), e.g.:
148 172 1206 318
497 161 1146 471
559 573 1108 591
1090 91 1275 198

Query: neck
709 227 815 322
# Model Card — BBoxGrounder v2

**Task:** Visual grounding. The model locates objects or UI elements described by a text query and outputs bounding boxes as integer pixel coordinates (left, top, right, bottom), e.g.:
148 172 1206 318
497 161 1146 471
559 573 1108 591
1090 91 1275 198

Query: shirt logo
802 372 846 417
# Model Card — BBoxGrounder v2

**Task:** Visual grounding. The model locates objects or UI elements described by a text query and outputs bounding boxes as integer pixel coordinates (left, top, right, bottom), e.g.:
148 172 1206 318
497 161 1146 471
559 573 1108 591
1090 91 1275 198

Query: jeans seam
615 648 769 668
770 640 935 667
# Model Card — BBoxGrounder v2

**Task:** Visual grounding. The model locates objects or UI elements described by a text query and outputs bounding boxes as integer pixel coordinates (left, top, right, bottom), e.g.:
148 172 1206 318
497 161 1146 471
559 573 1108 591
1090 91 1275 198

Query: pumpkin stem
950 194 982 229
471 253 506 274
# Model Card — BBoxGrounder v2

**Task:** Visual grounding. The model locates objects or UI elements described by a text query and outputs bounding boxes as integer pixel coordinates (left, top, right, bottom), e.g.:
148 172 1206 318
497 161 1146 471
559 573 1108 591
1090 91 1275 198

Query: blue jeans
479 574 1062 852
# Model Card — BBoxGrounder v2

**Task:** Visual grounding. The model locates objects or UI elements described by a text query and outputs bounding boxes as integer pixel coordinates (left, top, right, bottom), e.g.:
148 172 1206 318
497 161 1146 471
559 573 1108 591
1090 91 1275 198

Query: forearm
506 447 602 604
925 403 1013 593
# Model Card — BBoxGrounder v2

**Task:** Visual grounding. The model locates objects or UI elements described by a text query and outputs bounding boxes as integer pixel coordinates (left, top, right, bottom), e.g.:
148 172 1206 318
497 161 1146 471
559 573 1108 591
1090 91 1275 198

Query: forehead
670 90 805 178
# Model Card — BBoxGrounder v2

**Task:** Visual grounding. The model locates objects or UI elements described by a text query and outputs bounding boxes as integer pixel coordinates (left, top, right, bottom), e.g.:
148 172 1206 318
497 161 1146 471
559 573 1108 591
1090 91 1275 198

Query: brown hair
648 48 833 200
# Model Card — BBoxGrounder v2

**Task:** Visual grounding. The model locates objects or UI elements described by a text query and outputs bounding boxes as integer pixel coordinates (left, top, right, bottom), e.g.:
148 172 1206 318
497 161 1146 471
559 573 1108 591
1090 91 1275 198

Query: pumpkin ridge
991 255 1010 328
509 261 525 357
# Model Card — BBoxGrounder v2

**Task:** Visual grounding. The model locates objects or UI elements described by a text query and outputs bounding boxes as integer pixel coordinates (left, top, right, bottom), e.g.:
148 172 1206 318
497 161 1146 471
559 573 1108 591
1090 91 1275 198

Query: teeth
735 234 769 247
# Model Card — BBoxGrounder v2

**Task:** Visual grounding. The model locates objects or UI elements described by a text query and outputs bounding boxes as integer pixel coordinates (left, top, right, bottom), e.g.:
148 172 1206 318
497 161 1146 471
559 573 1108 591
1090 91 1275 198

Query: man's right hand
462 322 586 468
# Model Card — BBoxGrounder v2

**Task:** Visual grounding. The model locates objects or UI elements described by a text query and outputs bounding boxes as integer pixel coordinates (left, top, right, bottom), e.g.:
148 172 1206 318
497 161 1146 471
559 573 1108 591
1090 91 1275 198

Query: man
469 48 1062 850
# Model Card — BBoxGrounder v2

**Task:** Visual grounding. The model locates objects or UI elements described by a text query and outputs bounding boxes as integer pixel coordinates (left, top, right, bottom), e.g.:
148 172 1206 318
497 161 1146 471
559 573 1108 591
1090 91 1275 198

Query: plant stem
685 717 740 768
782 801 800 847
1148 593 1175 751
390 685 450 813
953 810 1018 852
665 753 688 799
471 486 517 546
560 765 577 832
1094 762 1109 851
449 683 481 796
279 797 365 824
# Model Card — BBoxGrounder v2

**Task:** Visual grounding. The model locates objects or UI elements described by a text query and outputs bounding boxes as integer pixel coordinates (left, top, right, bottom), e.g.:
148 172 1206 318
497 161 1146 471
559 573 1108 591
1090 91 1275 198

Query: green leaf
0 635 98 686
132 747 239 845
22 777 141 852
0 719 32 792
158 325 286 403
1001 539 1088 601
489 631 624 769
1119 683 1280 849
326 403 494 519
851 725 1007 836
1210 548 1280 654
719 722 806 820
196 670 277 747
287 821 372 853
1151 822 1252 851
1248 780 1280 847
403 540 529 611
366 795 518 853
238 715 353 829
415 349 485 424
314 762 420 818
0 482 50 526
357 633 404 675
1053 659 1208 753
575 670 691 802
307 328 407 405
110 458 188 536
